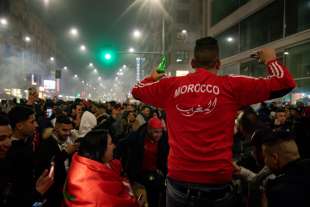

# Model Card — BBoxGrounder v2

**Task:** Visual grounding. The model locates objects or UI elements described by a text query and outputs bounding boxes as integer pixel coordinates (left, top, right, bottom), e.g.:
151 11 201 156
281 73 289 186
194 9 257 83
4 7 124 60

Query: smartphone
138 193 143 201
46 108 52 118
48 163 54 178
48 156 55 178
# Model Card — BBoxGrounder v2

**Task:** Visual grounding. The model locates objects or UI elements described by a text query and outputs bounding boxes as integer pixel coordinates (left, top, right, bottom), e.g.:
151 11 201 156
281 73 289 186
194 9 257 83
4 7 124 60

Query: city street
0 1 310 207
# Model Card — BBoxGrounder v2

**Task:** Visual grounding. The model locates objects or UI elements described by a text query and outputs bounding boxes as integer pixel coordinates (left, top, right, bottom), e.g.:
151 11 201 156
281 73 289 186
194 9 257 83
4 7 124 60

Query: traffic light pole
118 51 162 55
161 5 165 55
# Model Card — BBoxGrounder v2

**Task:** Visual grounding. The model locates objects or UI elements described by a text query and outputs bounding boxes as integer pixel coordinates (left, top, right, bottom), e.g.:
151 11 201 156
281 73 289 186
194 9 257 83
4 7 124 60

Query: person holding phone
64 129 145 207
0 113 54 207
132 37 296 207
35 115 77 207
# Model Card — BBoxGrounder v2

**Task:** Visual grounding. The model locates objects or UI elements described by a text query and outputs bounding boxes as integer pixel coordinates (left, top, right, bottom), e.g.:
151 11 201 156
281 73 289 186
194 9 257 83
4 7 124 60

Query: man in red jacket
131 37 296 207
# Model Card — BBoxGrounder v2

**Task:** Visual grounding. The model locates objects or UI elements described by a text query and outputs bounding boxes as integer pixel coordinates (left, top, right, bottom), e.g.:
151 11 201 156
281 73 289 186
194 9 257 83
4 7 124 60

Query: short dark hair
95 103 106 109
193 37 219 68
141 105 151 111
55 115 72 125
276 108 286 113
112 103 122 109
239 107 258 134
261 128 295 147
0 114 10 126
73 103 83 110
8 106 34 129
78 129 109 162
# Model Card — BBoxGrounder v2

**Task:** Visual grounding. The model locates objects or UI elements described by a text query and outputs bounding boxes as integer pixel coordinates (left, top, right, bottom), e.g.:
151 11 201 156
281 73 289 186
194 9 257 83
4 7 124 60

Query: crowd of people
0 36 309 207
0 89 169 207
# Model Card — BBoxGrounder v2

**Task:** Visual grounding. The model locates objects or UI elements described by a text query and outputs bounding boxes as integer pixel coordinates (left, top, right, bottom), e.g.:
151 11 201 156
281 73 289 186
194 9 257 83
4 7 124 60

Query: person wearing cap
131 36 296 207
118 117 169 207
261 129 310 207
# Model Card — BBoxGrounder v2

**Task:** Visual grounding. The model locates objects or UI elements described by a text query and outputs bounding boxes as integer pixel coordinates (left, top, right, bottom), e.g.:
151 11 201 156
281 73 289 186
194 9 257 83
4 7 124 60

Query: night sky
29 0 149 77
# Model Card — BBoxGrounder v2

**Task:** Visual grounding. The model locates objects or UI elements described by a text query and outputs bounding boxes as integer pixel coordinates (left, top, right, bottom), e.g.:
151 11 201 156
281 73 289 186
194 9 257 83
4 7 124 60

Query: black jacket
35 135 70 207
292 117 310 158
97 115 126 144
117 123 169 182
0 159 14 207
266 159 310 207
4 137 41 207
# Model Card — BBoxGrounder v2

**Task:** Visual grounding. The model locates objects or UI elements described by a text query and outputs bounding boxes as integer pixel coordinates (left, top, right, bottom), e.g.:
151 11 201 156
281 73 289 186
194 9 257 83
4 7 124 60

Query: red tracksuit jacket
132 59 296 184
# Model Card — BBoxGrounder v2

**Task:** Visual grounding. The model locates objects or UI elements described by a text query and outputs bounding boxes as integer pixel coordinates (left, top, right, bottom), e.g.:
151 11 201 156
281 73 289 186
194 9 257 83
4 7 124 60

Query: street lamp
63 66 68 70
133 29 142 39
24 36 31 43
69 27 79 37
129 47 135 53
226 37 234 43
182 29 187 34
74 74 78 79
80 45 86 52
89 62 94 67
0 18 8 26
143 0 166 54
50 57 55 62
43 0 50 6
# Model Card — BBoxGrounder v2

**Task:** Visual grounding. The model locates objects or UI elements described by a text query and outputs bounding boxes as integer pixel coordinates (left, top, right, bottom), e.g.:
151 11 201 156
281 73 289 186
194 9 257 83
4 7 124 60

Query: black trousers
140 171 166 207
166 177 238 207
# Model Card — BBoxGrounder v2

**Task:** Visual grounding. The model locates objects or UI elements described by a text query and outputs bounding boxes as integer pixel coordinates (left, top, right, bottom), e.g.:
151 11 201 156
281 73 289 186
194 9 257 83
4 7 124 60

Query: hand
232 162 241 176
65 143 79 154
36 169 54 195
137 193 146 207
150 69 165 81
258 48 277 64
274 119 281 126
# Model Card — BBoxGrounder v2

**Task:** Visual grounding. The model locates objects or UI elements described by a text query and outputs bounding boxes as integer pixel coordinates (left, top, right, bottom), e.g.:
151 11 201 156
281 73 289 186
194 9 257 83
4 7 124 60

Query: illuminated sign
43 80 56 90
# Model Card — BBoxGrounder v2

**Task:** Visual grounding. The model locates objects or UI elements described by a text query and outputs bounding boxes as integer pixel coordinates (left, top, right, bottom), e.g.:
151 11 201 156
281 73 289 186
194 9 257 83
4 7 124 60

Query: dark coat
117 123 169 182
266 159 310 207
4 137 41 207
0 159 14 207
97 115 126 144
35 135 70 207
292 117 310 158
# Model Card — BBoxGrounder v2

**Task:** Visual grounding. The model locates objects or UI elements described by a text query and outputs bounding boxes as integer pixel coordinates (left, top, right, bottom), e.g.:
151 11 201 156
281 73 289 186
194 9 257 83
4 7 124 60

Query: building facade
165 0 203 76
203 0 310 103
0 0 61 97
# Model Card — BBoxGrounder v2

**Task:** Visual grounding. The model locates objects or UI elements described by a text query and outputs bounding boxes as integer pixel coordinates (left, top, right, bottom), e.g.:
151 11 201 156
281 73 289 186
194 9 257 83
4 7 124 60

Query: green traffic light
100 50 115 63
105 53 112 60
98 48 119 68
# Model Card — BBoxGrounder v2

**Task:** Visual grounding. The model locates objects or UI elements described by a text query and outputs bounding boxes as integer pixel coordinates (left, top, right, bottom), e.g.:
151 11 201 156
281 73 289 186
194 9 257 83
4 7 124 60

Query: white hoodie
78 111 97 138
